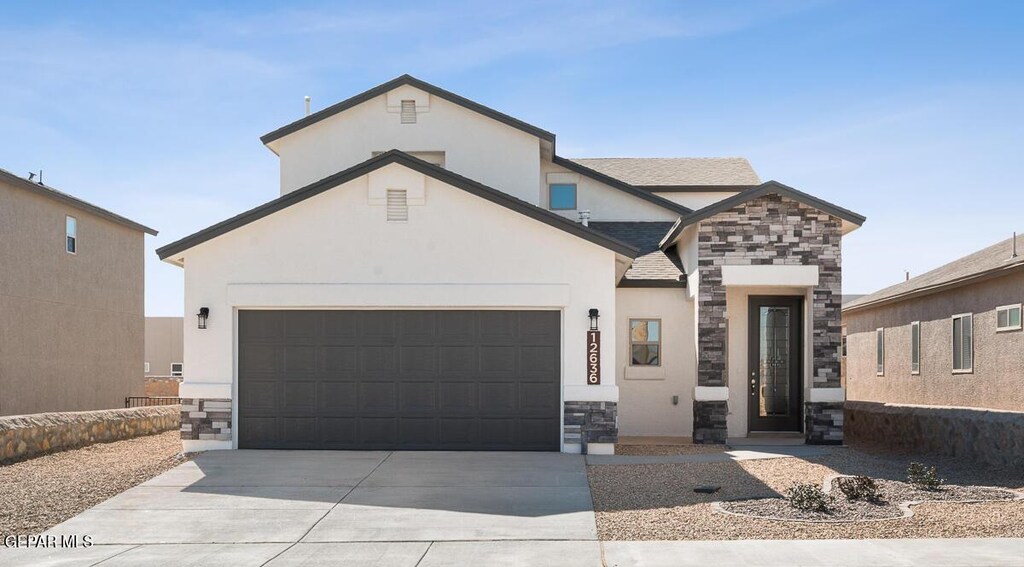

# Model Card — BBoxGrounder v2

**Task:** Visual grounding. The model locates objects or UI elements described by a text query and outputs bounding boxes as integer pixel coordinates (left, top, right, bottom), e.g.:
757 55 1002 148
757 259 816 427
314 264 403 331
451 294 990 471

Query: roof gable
552 156 693 216
260 75 555 147
156 150 638 261
660 180 865 249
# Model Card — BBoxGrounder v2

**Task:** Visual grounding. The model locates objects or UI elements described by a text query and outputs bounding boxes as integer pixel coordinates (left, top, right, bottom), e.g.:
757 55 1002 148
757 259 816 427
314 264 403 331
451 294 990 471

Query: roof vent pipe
1013 232 1018 259
304 96 311 117
578 210 591 227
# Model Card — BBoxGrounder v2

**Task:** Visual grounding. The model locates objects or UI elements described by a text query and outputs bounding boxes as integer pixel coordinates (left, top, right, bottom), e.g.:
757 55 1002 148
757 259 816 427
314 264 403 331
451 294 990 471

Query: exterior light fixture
588 308 600 331
197 307 210 330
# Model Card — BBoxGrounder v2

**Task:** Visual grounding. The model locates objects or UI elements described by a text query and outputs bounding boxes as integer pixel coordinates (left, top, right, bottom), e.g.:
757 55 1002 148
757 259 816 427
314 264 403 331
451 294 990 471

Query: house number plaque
587 331 601 384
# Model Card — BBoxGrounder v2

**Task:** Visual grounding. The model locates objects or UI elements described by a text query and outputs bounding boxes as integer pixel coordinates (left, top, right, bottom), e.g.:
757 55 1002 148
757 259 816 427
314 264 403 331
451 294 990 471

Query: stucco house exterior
145 316 185 397
842 233 1023 465
0 168 157 416
157 75 864 453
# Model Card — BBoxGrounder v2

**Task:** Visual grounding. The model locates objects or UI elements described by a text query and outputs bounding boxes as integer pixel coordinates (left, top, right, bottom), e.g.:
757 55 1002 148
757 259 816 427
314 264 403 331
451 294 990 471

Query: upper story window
65 215 77 254
549 183 577 210
952 313 973 373
996 304 1022 332
400 100 417 124
876 328 884 375
910 321 921 375
171 363 183 377
629 319 661 366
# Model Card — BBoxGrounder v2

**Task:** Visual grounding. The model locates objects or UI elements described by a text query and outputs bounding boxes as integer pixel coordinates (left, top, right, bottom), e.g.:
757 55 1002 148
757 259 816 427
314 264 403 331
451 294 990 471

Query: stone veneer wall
693 401 728 444
0 406 180 464
695 193 843 443
845 401 1024 468
805 402 844 444
564 401 617 450
180 398 232 441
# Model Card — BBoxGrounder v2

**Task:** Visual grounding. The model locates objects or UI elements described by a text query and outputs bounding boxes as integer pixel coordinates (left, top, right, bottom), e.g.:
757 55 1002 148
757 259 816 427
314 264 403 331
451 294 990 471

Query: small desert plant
836 475 880 502
907 462 944 490
787 482 832 512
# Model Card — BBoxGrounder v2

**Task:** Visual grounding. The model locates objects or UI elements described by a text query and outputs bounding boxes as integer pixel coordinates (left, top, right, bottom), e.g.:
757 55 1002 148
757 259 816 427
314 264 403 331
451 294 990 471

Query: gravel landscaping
588 446 1024 540
615 444 725 456
0 430 188 536
718 477 1020 522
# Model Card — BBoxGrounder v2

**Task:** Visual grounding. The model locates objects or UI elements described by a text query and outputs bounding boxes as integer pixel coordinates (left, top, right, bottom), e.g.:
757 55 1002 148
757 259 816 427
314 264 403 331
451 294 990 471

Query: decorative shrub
836 475 880 502
907 462 944 490
787 482 832 512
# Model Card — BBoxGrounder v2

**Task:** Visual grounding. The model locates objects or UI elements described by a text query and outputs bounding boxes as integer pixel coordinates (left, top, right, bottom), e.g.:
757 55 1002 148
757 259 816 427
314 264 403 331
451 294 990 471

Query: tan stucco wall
616 288 696 437
145 317 183 377
0 180 145 416
845 272 1024 412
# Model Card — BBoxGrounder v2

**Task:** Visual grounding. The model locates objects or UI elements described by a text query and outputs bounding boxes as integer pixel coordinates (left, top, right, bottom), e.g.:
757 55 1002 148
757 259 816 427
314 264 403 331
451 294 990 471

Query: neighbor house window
549 183 577 210
996 304 1022 332
65 216 77 254
910 321 920 375
171 363 183 377
952 313 973 373
144 362 150 373
876 328 884 375
629 319 661 366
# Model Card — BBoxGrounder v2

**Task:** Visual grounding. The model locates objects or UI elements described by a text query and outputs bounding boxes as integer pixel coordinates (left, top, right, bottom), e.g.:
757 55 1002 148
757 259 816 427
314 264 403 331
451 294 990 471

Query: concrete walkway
586 444 827 465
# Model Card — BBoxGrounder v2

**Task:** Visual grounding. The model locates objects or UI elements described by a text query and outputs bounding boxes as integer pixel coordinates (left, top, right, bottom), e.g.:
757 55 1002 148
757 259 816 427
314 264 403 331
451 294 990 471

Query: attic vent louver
400 100 416 124
386 189 409 221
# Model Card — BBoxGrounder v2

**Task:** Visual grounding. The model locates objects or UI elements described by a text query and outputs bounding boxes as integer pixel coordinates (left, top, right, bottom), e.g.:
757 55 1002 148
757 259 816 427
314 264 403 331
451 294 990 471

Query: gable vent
386 189 409 222
400 100 416 124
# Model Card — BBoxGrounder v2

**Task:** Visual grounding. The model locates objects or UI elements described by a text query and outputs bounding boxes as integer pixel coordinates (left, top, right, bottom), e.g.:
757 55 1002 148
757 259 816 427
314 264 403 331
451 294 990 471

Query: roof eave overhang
843 261 1024 314
156 150 639 262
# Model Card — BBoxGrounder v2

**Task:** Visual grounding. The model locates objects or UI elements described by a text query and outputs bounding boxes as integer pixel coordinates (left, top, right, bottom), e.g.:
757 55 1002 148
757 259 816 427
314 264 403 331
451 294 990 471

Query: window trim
996 303 1022 332
65 215 77 255
910 321 920 375
628 318 662 367
548 183 578 211
951 312 973 374
876 327 885 376
170 362 183 377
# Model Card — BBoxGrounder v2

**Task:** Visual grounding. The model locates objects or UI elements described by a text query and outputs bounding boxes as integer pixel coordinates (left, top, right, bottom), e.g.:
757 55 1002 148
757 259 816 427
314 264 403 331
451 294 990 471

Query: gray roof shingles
589 222 684 285
844 232 1024 311
569 157 760 187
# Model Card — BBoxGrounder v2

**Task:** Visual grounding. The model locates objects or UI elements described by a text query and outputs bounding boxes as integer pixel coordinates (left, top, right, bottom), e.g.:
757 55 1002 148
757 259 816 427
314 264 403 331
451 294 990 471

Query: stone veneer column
693 193 844 445
563 401 617 453
180 398 232 441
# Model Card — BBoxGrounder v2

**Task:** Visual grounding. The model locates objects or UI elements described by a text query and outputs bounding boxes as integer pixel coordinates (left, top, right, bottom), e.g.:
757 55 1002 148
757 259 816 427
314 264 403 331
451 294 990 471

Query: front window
629 319 661 366
876 328 884 375
549 183 577 210
910 321 920 374
996 304 1022 332
171 363 183 377
952 313 973 373
66 216 77 254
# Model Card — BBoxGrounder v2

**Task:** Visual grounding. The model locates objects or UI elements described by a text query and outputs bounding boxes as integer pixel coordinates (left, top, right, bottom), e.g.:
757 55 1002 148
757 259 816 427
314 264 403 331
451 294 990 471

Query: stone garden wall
0 405 180 464
845 401 1024 468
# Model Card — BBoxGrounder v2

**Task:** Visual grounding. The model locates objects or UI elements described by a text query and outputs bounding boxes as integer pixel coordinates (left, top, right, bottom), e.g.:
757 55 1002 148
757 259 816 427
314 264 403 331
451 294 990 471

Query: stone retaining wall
845 401 1024 468
0 405 180 464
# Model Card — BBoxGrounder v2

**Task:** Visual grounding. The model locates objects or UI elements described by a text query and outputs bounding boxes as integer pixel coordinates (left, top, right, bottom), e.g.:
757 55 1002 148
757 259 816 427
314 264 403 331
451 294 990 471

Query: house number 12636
587 331 601 385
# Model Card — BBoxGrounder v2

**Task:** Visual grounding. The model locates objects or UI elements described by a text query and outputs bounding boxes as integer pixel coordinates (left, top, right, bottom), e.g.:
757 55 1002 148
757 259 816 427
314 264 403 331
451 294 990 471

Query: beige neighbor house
0 168 157 416
145 316 184 397
843 232 1024 467
157 75 865 454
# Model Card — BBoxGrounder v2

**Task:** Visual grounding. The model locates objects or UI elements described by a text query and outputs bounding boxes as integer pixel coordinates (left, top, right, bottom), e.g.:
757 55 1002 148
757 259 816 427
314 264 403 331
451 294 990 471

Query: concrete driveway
3 450 600 566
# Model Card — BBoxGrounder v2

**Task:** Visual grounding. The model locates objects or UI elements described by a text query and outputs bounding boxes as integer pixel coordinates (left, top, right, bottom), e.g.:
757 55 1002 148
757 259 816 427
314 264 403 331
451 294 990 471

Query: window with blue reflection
549 183 577 210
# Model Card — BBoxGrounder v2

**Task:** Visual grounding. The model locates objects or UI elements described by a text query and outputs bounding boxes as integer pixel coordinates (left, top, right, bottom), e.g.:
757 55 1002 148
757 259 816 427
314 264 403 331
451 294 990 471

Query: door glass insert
758 306 791 417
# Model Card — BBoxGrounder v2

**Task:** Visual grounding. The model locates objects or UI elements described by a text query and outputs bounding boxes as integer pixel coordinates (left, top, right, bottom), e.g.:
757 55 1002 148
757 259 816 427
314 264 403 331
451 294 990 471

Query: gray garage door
238 310 561 450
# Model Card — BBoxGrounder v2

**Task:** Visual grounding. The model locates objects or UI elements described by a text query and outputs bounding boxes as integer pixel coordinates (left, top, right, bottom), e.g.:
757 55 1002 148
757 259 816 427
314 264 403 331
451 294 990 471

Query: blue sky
1 1 1021 315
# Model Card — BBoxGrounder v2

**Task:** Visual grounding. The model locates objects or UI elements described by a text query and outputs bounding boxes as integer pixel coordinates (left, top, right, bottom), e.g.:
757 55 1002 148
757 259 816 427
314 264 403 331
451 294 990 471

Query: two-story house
0 168 157 416
157 76 864 453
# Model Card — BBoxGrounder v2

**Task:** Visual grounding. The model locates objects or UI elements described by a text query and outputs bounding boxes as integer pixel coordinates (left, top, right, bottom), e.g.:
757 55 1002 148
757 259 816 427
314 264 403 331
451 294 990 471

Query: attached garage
238 309 561 450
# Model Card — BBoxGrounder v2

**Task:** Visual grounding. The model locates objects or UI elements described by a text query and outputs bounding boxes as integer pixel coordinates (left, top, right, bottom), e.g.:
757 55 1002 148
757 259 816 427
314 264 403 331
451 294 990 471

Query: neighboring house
844 233 1023 410
0 168 157 416
842 233 1023 466
145 317 184 397
157 75 864 453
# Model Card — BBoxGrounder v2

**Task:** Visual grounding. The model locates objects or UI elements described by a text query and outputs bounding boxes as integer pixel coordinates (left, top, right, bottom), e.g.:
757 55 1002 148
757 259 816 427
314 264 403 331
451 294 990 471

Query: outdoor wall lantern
197 307 210 330
588 308 600 331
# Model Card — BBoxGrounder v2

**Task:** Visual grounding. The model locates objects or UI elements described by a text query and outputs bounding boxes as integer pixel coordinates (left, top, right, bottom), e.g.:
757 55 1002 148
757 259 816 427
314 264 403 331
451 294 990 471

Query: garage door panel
239 310 559 450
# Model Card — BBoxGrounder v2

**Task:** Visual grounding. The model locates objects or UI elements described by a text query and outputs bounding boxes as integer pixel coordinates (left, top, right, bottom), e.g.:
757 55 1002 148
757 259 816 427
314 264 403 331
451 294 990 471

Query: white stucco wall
539 160 679 222
175 164 619 451
272 86 543 204
615 288 696 437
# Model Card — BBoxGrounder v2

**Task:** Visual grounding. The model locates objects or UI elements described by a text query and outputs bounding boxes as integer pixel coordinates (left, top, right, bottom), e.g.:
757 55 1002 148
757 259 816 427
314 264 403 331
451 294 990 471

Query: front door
747 296 803 432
